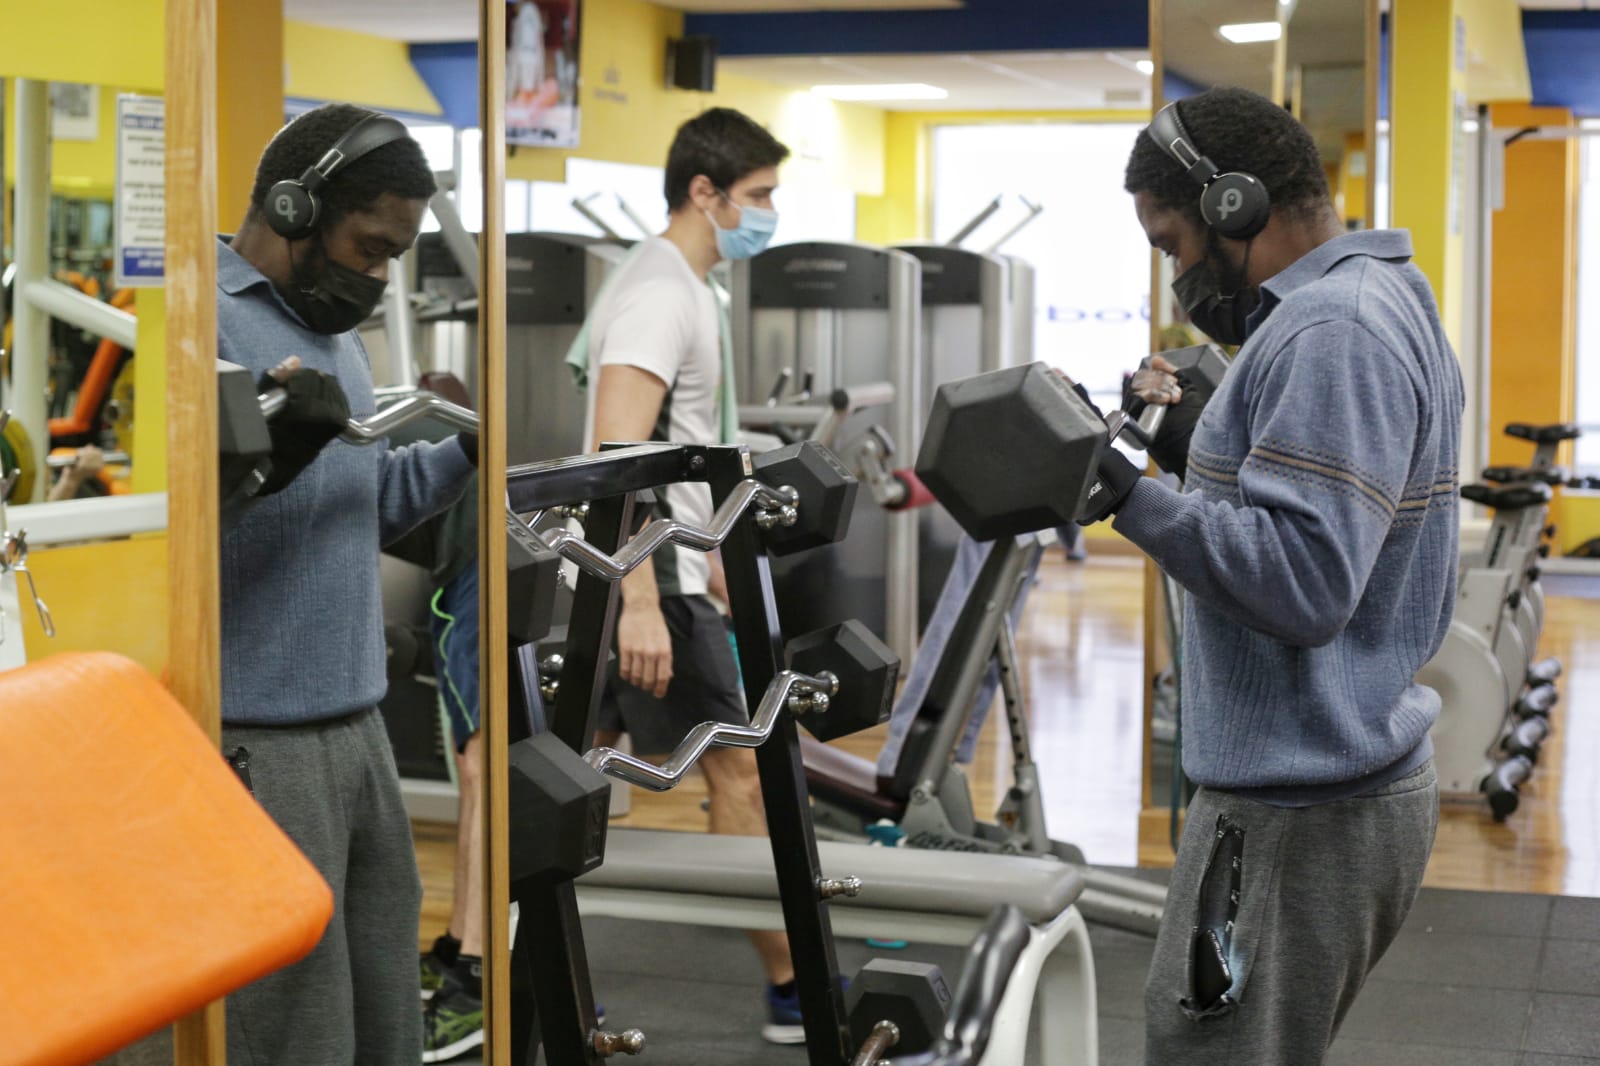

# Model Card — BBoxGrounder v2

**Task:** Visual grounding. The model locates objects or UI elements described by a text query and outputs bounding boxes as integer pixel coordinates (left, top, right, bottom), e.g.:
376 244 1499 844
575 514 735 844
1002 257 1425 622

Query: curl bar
258 385 480 442
526 477 799 583
584 668 838 791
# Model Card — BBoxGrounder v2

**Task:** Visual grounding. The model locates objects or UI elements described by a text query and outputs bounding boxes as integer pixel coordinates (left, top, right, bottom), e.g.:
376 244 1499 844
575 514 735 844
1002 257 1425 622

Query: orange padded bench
0 653 333 1066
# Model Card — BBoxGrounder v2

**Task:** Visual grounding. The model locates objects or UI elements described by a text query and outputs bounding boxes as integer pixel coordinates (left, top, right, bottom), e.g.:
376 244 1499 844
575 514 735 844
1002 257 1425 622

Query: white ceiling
721 51 1154 111
282 0 959 41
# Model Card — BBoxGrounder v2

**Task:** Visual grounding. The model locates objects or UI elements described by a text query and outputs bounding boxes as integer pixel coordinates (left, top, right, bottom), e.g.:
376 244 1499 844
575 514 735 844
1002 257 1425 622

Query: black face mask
279 235 388 335
1171 236 1260 348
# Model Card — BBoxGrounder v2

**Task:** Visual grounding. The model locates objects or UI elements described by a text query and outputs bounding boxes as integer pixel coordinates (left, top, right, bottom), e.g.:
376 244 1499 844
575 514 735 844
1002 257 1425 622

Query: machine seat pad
1461 482 1552 510
1505 422 1582 444
0 653 333 1066
1482 465 1566 485
586 828 1085 924
801 736 905 821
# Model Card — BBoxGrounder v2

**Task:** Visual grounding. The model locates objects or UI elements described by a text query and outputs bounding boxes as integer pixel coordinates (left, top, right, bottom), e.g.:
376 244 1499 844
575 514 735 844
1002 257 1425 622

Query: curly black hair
1125 87 1330 225
249 103 437 226
664 108 791 212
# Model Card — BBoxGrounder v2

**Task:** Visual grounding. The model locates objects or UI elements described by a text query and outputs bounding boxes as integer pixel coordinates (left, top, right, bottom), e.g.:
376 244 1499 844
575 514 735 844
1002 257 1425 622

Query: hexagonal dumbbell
783 619 899 741
507 526 561 646
507 732 611 886
752 440 860 555
915 361 1108 541
846 959 952 1058
218 359 274 524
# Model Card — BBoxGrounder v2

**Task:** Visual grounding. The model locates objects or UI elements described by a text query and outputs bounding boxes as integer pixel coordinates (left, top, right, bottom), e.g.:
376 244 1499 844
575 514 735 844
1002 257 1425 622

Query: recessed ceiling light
1135 59 1155 76
1219 21 1283 43
810 83 949 102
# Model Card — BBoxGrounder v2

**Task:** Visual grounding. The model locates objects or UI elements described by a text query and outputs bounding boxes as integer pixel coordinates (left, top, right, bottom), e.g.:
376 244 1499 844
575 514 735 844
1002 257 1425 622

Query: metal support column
712 449 852 1066
10 80 52 502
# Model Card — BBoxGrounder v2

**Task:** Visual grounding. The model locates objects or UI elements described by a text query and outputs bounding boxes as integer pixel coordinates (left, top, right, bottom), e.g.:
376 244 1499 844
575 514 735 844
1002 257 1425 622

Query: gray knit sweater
217 239 473 725
1114 230 1464 805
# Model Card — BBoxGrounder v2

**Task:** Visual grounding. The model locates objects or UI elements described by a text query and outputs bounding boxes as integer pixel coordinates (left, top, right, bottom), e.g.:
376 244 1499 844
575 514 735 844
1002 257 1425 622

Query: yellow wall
502 0 884 197
21 536 169 673
0 1 164 90
284 20 443 118
1392 0 1467 347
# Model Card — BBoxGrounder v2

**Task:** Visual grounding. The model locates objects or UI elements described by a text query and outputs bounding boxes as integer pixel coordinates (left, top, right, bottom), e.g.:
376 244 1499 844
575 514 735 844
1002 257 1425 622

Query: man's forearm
620 554 659 607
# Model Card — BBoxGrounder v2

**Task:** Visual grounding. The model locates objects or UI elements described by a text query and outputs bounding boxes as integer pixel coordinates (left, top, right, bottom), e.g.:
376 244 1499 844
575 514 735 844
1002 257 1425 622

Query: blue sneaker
762 983 806 1045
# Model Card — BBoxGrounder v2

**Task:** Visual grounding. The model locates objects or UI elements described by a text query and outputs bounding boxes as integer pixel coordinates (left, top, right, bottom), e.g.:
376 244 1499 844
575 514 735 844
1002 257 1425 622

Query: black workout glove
1077 449 1142 525
1144 368 1216 481
256 367 351 495
1065 380 1142 524
456 431 480 468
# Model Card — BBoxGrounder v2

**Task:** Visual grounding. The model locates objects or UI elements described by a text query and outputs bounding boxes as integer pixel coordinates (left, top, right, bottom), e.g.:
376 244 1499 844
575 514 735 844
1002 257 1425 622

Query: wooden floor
416 550 1600 945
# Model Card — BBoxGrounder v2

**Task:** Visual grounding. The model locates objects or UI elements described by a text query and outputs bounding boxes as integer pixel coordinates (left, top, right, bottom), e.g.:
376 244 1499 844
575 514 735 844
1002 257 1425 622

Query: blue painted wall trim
1523 11 1600 117
410 41 481 129
683 0 1146 57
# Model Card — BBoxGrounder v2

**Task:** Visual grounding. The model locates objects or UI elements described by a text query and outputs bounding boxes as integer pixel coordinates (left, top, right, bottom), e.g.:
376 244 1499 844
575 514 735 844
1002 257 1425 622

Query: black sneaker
422 979 484 1063
420 950 451 1002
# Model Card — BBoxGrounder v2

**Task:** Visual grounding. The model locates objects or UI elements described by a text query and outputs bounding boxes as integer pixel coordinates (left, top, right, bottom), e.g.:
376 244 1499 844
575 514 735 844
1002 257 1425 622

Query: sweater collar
1249 229 1415 329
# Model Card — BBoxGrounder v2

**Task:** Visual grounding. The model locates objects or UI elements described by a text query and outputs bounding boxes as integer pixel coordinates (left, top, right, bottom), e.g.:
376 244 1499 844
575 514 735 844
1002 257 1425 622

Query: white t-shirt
582 237 721 597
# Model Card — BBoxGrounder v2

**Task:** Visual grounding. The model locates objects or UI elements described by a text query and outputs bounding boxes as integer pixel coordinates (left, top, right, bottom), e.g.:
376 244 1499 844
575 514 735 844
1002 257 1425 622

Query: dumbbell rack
504 442 859 1066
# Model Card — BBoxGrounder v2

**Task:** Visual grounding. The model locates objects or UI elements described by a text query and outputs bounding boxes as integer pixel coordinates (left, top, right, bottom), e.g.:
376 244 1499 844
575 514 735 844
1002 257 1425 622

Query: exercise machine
1424 421 1577 818
730 241 923 664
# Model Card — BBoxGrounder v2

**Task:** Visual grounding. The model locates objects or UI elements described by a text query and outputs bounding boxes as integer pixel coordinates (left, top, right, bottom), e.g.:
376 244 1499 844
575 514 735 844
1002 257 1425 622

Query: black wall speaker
667 36 717 92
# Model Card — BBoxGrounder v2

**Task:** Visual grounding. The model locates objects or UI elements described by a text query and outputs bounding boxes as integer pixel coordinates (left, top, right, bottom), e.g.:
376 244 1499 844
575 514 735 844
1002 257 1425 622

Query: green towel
562 241 739 446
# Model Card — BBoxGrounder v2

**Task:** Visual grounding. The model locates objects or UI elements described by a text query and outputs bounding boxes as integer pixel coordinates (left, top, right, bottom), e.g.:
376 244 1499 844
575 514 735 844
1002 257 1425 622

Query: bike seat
1504 423 1582 444
1461 481 1553 510
1482 465 1567 485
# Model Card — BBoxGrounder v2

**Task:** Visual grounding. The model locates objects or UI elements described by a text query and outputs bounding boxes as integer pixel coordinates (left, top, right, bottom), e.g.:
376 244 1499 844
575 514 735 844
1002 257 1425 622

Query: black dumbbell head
915 362 1107 541
846 959 952 1055
507 528 561 645
752 440 860 555
507 732 611 885
784 619 899 742
218 359 273 500
1143 343 1230 391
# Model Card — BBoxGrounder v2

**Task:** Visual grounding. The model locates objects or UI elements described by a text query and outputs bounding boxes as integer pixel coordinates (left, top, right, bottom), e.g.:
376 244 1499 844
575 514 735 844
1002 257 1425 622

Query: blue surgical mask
707 194 778 260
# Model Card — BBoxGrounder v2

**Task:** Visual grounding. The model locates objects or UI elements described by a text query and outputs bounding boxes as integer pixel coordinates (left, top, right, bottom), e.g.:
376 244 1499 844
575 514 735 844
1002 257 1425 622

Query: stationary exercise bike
1422 421 1576 819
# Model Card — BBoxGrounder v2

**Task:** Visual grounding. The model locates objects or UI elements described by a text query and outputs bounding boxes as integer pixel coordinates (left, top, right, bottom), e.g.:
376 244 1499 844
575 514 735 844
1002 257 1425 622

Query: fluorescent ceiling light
811 83 949 102
1219 21 1283 43
1135 59 1155 75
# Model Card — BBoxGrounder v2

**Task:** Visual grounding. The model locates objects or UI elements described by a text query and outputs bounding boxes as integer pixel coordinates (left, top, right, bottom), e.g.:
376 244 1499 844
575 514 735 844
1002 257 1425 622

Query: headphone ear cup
1201 173 1271 240
264 180 318 240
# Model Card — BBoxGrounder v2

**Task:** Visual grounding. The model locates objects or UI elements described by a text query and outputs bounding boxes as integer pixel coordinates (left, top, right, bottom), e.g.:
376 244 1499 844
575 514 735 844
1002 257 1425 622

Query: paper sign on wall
115 94 165 288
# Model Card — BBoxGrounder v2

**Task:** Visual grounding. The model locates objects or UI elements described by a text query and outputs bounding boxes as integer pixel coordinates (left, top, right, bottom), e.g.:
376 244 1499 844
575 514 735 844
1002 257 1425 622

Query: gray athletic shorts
597 594 750 755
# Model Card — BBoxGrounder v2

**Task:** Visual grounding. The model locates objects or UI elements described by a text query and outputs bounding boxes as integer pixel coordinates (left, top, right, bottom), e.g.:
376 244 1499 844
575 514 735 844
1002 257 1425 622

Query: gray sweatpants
1144 760 1439 1066
223 708 424 1065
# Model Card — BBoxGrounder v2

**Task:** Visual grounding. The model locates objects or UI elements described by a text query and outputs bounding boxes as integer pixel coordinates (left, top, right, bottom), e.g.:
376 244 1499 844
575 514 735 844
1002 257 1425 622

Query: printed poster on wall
115 94 165 288
507 0 581 148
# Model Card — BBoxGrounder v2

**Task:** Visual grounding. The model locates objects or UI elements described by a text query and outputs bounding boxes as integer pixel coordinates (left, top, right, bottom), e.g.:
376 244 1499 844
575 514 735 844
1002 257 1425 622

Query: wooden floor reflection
417 548 1600 948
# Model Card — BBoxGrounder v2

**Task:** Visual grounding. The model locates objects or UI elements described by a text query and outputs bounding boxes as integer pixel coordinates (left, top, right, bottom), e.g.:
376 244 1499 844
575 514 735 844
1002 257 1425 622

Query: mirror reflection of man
1086 87 1462 1066
219 103 476 1064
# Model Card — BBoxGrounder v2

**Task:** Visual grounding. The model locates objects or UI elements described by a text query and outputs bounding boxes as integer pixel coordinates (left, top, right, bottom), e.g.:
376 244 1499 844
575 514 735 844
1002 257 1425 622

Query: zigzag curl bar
514 478 800 583
584 669 839 791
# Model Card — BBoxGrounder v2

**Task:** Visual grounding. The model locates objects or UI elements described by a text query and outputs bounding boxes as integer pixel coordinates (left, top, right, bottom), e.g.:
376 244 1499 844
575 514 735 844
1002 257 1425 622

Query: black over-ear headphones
1147 101 1271 241
264 114 412 241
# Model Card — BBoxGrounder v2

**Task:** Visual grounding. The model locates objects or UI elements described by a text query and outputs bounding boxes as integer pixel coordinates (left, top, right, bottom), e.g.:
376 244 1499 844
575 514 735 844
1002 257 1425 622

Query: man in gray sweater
218 105 475 1063
1081 88 1464 1064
